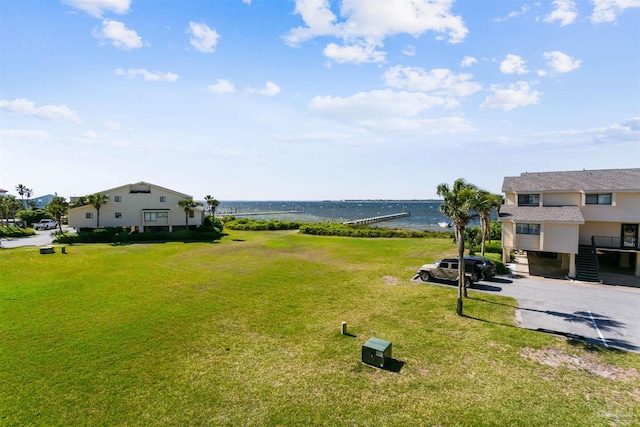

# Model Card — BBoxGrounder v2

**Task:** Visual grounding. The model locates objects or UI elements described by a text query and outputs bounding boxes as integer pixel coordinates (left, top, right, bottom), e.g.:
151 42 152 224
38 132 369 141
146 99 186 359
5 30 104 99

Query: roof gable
90 182 193 199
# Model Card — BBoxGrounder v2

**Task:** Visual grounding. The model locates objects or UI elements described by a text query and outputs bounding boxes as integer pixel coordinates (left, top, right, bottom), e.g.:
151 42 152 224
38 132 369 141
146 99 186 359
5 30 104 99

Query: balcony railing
592 235 639 250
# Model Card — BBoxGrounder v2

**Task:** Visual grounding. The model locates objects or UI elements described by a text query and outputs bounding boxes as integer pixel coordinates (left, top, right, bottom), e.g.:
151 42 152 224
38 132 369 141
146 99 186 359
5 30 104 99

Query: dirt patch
382 275 400 285
521 347 640 381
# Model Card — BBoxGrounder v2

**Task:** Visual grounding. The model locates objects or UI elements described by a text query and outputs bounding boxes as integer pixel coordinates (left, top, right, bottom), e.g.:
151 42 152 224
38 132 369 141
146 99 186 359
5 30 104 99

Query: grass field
1 231 639 425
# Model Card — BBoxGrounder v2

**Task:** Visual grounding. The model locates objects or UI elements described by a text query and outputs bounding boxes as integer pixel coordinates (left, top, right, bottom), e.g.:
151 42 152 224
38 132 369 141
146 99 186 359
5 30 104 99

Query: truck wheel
419 271 431 282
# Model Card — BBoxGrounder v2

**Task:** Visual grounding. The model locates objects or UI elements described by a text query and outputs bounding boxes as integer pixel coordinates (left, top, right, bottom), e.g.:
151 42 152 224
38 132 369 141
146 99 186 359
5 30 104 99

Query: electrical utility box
362 337 392 368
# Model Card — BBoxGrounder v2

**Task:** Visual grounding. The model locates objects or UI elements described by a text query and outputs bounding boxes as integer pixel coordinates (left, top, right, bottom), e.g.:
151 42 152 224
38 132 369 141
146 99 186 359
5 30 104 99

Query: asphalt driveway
413 274 640 353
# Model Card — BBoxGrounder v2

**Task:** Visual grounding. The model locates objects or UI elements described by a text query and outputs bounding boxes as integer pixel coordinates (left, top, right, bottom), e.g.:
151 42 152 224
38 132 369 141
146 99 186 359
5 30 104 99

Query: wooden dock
343 211 410 226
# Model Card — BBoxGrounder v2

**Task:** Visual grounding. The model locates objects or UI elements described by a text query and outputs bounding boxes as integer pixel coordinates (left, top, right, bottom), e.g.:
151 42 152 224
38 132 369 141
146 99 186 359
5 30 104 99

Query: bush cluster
53 227 222 244
299 223 453 238
0 226 36 238
223 217 301 231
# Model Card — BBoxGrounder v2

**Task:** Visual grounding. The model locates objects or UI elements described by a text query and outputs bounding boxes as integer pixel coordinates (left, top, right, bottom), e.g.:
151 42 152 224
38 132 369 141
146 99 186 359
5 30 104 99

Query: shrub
0 226 36 238
16 209 53 227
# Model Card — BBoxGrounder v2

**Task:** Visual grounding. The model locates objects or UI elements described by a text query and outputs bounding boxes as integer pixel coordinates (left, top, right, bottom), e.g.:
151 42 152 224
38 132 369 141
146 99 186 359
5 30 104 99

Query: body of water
213 200 487 231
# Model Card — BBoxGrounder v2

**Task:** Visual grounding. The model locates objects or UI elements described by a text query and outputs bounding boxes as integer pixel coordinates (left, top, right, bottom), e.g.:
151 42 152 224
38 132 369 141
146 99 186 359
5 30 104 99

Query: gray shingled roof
502 168 640 192
498 205 585 223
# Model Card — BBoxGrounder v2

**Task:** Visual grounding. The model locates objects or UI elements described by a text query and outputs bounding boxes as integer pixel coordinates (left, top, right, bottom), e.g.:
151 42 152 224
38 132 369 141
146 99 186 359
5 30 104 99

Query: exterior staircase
576 244 600 282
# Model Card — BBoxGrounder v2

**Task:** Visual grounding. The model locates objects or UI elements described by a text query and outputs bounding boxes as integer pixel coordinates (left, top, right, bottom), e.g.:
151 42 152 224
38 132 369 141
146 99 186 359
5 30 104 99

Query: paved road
0 227 69 249
414 275 640 353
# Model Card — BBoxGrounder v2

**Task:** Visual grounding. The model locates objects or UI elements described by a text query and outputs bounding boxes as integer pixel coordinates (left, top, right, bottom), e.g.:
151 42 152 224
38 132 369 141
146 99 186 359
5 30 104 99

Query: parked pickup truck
418 256 496 287
33 219 58 230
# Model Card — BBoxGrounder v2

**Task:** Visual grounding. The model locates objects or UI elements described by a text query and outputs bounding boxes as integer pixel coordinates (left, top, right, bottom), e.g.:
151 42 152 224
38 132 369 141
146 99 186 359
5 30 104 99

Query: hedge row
223 217 302 231
53 227 222 244
0 226 36 238
299 223 454 238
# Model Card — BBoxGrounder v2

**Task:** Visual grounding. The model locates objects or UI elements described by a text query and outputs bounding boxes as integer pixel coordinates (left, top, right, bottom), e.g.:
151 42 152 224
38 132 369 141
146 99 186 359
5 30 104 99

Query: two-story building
499 168 640 280
68 182 204 233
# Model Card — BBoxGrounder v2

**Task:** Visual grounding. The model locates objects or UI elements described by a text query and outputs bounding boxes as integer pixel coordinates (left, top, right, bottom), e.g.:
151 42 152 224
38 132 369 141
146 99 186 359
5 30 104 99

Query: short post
61 246 66 254
341 321 347 335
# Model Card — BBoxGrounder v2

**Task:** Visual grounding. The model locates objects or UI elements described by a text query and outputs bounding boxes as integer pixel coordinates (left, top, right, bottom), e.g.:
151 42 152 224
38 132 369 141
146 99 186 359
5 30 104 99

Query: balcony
592 236 639 250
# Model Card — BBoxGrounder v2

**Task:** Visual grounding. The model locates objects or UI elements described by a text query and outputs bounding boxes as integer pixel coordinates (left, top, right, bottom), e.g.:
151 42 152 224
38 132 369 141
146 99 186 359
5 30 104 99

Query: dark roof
498 205 584 223
502 168 640 192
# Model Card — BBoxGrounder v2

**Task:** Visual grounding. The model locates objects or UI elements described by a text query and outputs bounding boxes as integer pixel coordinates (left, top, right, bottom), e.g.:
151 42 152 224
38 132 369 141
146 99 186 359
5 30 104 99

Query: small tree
86 193 109 228
437 178 480 315
476 191 503 257
47 196 69 233
178 199 201 230
5 196 23 225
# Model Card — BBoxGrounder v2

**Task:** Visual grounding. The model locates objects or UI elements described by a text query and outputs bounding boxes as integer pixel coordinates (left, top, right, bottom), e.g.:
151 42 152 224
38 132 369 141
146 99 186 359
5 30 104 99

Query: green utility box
362 337 392 368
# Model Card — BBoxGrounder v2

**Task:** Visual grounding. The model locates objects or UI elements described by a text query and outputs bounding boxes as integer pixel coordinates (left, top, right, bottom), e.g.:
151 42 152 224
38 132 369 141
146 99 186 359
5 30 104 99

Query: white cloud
0 98 82 123
591 0 640 23
247 82 281 96
494 5 530 22
309 89 458 123
383 66 482 97
115 68 179 82
188 22 220 53
81 130 98 139
323 42 386 64
206 79 236 94
544 0 578 26
0 129 51 143
533 117 640 144
284 0 468 64
543 51 582 73
460 56 477 67
402 45 416 57
94 20 143 50
500 54 528 74
101 120 124 130
62 0 131 18
480 82 541 111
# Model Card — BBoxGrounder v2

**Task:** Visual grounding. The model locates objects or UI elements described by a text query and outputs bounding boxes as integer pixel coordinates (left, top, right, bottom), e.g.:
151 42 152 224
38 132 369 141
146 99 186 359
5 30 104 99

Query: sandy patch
521 347 640 381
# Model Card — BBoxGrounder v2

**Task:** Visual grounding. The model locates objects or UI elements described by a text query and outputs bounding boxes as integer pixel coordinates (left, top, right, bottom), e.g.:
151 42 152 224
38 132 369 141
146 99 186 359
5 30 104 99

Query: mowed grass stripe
1 231 638 425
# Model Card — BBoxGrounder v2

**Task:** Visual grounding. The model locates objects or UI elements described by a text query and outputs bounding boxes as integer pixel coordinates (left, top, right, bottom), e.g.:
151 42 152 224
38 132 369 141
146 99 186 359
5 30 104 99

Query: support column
503 247 510 264
635 253 640 277
568 253 576 278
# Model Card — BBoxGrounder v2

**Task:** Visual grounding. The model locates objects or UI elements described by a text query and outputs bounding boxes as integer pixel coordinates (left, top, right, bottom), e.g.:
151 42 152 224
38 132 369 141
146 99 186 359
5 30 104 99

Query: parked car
417 256 496 286
463 255 497 280
33 219 58 230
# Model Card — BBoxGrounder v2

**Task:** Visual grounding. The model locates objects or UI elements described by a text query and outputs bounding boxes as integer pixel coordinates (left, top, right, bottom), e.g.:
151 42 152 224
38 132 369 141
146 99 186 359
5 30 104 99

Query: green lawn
1 231 638 426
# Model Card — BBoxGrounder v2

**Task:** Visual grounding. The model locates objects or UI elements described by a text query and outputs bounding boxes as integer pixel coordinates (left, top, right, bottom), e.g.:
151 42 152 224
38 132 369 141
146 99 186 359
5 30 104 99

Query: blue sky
1 0 639 200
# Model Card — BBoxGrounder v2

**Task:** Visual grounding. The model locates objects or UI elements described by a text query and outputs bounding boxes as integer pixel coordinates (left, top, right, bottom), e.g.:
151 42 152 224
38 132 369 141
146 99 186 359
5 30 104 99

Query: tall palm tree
15 184 31 208
204 195 220 218
86 193 109 228
437 178 480 315
178 199 201 230
46 196 69 233
476 191 503 257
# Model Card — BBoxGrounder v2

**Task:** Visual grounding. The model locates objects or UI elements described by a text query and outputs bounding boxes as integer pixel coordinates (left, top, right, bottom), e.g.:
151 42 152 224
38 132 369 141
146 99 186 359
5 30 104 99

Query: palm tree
476 191 503 257
86 193 109 228
204 195 220 218
437 178 480 315
178 199 201 230
15 184 32 208
46 196 69 233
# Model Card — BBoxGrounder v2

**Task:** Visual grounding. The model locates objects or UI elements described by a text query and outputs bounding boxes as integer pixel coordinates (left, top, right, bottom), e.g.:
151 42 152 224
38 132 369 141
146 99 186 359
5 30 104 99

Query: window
114 196 122 202
144 212 168 222
189 210 195 218
585 193 612 205
516 223 540 235
86 212 93 219
518 194 540 206
440 262 449 268
115 212 122 219
160 196 166 202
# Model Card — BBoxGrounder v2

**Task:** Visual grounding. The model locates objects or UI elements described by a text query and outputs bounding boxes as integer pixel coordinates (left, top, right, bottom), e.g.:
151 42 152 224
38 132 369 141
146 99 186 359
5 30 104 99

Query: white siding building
68 182 204 232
